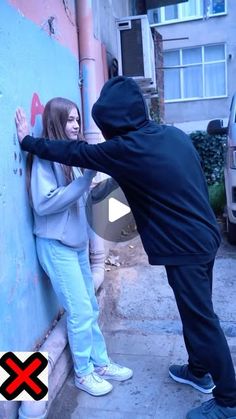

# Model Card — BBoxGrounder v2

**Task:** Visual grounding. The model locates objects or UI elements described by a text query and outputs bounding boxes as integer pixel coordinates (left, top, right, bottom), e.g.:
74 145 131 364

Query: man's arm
21 135 117 175
15 107 124 175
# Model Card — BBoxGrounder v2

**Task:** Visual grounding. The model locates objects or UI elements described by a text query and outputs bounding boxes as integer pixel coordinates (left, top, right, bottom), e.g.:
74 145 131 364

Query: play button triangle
108 197 131 222
86 178 138 242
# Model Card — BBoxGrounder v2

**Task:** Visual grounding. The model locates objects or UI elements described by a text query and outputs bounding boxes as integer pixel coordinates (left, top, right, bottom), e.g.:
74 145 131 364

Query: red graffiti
30 93 44 127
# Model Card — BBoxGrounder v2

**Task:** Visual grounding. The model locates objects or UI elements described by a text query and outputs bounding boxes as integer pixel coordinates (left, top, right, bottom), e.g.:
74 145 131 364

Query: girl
27 97 132 396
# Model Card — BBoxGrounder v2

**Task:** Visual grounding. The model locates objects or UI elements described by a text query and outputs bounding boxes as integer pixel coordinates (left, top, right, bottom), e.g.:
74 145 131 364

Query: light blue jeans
36 237 110 377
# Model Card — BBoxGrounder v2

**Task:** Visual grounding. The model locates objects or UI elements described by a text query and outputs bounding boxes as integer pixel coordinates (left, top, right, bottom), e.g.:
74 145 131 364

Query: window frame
163 43 227 103
148 0 227 27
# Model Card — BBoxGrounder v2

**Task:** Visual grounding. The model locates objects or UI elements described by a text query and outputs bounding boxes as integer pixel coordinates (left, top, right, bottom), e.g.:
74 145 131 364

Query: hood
92 76 149 138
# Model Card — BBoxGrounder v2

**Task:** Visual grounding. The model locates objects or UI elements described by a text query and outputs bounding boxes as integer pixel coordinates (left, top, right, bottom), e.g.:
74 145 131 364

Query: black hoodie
22 76 221 265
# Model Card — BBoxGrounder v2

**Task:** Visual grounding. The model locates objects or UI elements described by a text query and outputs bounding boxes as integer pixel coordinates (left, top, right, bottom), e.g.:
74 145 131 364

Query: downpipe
76 0 106 291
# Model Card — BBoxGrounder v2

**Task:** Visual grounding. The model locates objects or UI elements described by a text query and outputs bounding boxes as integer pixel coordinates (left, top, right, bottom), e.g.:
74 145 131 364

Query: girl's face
65 107 80 140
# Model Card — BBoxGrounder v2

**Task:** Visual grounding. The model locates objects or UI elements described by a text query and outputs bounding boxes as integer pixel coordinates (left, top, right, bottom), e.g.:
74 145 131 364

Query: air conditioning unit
116 15 156 94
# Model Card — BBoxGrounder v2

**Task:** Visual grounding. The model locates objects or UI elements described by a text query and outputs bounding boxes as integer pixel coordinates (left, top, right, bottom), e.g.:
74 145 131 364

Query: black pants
165 260 236 407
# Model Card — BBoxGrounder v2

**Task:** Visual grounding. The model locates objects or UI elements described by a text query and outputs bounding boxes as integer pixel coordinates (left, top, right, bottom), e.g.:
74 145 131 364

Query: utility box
116 15 156 94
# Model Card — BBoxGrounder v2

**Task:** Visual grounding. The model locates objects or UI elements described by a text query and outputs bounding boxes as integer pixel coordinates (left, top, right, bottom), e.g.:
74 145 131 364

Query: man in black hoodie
15 76 236 419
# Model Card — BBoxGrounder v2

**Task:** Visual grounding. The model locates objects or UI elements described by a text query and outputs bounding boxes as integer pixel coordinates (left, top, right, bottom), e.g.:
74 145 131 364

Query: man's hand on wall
15 108 30 143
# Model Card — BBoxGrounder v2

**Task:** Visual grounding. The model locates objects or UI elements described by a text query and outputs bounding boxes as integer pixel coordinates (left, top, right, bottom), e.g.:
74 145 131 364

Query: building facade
148 0 236 132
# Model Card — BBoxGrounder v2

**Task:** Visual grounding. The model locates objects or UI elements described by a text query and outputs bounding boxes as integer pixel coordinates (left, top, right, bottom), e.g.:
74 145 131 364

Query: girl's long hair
26 97 82 198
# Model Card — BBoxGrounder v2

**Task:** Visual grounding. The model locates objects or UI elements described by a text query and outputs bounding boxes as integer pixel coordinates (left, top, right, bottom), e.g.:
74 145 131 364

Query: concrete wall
92 0 130 70
0 0 81 351
156 0 236 131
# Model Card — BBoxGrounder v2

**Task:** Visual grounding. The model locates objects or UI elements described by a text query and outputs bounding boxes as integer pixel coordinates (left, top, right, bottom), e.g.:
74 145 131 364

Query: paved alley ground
49 225 236 419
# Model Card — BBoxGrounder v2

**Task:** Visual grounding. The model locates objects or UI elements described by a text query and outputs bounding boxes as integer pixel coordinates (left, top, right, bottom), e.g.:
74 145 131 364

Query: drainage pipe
76 0 106 290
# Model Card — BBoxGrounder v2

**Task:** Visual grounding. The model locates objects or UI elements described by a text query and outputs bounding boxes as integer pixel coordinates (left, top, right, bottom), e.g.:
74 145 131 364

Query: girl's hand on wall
15 108 30 143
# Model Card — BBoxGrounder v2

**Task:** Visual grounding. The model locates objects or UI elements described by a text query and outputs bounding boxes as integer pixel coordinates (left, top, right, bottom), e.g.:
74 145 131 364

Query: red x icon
0 352 48 400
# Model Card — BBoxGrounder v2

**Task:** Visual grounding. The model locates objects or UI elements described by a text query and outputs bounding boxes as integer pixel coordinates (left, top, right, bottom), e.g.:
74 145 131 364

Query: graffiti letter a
31 93 44 127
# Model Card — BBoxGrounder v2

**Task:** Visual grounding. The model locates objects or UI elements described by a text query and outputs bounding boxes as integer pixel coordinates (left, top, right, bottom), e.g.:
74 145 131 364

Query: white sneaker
95 361 133 382
75 372 113 396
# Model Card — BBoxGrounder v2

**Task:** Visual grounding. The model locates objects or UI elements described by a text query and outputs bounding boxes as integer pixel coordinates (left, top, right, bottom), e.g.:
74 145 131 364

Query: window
147 0 226 25
211 0 225 14
163 44 226 101
164 4 178 20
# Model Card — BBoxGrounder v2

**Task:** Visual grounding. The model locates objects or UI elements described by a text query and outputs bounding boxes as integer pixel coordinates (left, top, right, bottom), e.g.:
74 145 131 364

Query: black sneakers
186 398 236 418
169 364 215 394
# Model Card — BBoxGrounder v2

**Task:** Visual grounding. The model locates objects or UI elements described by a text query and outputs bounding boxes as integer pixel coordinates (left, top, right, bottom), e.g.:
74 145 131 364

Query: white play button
86 179 138 242
108 197 131 222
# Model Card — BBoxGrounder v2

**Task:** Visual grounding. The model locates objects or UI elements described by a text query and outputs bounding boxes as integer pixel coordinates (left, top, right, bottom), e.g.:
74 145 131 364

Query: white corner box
116 15 156 93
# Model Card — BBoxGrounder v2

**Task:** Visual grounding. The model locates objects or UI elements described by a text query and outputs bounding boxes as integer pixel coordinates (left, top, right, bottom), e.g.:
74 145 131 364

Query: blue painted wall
0 0 81 350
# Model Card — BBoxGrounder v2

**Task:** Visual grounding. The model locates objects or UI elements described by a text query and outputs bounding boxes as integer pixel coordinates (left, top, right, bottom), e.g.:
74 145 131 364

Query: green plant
190 130 226 185
190 130 227 215
208 182 226 215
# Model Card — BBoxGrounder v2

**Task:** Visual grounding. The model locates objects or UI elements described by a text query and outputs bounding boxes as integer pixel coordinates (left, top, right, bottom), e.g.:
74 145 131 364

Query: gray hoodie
31 156 95 248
